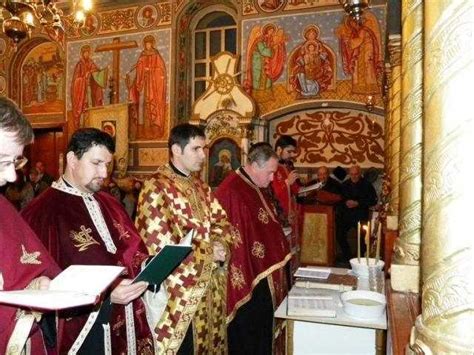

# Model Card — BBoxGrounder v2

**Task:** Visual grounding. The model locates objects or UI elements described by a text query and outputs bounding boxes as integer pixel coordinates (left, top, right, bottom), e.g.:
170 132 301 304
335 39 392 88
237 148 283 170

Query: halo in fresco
256 0 286 13
81 14 99 36
137 5 159 28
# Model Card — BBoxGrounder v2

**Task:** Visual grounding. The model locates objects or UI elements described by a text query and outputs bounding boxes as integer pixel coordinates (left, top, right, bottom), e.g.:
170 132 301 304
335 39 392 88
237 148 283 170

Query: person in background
337 165 377 263
5 169 34 209
34 161 54 186
0 96 60 354
28 167 49 197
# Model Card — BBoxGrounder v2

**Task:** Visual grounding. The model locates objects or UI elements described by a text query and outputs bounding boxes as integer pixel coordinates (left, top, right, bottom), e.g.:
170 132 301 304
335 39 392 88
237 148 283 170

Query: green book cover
133 245 192 286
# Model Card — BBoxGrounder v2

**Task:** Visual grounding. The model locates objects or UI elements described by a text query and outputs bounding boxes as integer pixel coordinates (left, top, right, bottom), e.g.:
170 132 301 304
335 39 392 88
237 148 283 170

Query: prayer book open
0 265 124 310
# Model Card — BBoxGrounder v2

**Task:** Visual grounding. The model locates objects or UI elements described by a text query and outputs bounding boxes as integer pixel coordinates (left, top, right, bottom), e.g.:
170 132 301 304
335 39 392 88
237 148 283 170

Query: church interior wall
0 0 388 180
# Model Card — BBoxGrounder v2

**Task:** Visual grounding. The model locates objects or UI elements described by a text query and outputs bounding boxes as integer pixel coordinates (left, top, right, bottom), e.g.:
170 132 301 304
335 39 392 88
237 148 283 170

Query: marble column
411 0 474 353
391 0 423 292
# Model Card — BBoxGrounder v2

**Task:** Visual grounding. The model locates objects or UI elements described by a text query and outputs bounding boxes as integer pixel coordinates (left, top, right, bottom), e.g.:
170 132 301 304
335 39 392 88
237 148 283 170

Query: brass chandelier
0 0 92 47
339 0 370 23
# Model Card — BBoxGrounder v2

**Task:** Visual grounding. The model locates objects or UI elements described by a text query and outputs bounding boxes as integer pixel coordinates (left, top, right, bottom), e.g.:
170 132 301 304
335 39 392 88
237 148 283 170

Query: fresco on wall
244 23 288 103
241 7 385 115
336 11 383 95
67 29 171 141
256 0 286 13
287 24 336 98
81 14 100 37
21 42 65 115
137 5 158 28
270 108 384 168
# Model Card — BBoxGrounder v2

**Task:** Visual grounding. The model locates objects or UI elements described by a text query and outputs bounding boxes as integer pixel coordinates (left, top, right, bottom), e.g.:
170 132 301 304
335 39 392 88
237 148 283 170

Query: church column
386 36 401 217
383 63 392 187
391 0 423 293
411 0 474 353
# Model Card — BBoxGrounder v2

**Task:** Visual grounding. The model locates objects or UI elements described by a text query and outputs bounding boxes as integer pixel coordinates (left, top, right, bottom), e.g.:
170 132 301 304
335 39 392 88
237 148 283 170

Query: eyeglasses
0 156 28 171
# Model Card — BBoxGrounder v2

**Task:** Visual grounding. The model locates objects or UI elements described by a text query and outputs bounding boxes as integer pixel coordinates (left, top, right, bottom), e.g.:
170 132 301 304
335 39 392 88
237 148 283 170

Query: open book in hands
0 265 124 311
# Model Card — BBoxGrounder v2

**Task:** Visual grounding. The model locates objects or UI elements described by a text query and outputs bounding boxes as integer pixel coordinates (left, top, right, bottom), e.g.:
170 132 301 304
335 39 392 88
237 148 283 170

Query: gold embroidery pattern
113 220 130 240
230 265 245 290
70 225 100 251
20 245 41 265
230 226 242 247
251 241 266 259
258 208 269 224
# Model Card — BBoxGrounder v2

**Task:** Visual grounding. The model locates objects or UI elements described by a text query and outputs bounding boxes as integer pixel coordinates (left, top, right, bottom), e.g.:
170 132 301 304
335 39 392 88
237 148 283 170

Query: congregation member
337 165 377 263
300 166 342 205
216 142 291 355
0 97 60 354
22 128 154 354
34 160 54 186
135 123 233 354
28 167 49 197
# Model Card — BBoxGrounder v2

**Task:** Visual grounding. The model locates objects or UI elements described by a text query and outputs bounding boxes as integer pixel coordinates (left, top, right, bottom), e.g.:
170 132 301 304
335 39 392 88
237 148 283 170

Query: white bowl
341 290 386 320
350 258 384 277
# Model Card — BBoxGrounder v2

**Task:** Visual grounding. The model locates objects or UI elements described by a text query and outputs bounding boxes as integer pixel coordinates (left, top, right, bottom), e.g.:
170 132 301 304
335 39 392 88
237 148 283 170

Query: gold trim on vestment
236 170 279 224
226 252 291 324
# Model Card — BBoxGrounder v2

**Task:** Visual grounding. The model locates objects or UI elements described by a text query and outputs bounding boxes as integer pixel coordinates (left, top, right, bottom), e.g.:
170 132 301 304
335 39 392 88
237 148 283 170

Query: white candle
366 221 371 265
357 222 361 263
375 222 382 263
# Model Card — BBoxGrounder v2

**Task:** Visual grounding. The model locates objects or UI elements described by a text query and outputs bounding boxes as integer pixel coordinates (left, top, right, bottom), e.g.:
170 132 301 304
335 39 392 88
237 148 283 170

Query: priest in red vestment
271 135 301 225
0 97 60 354
22 128 154 354
215 142 291 355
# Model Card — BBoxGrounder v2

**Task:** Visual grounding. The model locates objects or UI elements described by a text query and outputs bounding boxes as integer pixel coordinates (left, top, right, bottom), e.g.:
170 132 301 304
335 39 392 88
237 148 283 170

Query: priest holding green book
22 128 154 354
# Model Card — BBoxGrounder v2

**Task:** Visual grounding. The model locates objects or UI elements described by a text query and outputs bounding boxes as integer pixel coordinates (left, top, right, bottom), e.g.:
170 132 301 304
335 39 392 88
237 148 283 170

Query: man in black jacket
337 165 377 263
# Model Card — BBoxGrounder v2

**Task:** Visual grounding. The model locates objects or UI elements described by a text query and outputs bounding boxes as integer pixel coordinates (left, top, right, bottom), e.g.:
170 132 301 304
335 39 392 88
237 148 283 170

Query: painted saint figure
244 23 287 100
336 12 383 94
288 25 335 98
71 45 107 128
127 35 167 137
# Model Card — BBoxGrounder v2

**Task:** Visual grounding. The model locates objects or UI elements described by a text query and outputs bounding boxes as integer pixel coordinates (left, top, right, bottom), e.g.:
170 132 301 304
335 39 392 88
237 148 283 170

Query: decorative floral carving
158 3 172 25
101 9 136 32
275 110 384 166
205 112 243 142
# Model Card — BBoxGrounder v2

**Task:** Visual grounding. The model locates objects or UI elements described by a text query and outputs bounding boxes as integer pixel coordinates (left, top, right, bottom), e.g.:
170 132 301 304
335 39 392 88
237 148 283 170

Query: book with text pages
294 267 331 280
133 230 194 287
297 181 324 195
0 265 124 311
287 287 336 317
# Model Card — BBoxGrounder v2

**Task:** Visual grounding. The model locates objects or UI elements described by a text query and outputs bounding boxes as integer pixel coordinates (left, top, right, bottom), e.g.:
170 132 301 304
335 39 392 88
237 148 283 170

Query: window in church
193 12 237 101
